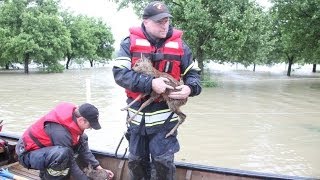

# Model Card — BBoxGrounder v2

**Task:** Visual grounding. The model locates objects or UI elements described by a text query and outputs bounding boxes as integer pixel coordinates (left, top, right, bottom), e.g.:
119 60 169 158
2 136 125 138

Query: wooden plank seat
1 162 40 180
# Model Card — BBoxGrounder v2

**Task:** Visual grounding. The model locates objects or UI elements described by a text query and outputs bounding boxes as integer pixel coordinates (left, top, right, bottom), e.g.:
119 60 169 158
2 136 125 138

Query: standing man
113 1 202 179
15 102 114 180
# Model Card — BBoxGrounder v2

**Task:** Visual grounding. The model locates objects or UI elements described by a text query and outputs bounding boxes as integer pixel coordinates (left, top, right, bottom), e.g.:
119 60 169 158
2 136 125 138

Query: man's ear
79 117 85 123
143 19 149 26
76 116 82 125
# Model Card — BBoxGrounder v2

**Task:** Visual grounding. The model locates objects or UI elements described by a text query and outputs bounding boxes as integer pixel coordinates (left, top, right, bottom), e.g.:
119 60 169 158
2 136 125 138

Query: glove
0 168 14 179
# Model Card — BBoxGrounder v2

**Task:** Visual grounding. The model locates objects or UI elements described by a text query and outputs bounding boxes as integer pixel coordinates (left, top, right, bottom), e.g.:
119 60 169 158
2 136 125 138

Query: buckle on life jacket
151 53 164 62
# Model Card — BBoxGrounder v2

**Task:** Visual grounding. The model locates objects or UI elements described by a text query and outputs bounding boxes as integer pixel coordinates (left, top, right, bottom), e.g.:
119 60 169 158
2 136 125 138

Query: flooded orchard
0 63 319 178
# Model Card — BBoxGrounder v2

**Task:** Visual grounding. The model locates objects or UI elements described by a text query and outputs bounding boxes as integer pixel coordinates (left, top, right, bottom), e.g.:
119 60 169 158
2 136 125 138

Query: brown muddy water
0 64 319 178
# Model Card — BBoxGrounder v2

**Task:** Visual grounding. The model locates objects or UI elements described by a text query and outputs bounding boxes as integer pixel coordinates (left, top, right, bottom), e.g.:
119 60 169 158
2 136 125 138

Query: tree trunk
90 60 93 67
5 64 9 70
253 64 256 72
66 55 71 69
195 46 204 79
287 55 294 76
24 53 30 74
312 64 316 73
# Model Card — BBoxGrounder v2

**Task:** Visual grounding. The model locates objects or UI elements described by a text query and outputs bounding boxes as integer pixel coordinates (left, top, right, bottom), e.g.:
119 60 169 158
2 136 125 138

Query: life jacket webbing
131 52 181 61
29 131 45 148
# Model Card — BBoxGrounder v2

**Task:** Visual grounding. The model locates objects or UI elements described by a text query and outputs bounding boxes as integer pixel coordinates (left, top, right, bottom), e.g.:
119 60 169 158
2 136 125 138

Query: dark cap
79 103 101 130
143 1 173 21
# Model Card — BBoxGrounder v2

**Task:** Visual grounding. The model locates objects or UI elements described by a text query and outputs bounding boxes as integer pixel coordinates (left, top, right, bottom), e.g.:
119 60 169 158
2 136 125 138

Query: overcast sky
60 0 272 49
60 0 141 49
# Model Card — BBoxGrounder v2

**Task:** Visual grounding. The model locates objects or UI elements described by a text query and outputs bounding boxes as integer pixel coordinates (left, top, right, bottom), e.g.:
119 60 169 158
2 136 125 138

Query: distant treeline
115 0 320 76
1 0 319 76
0 0 114 73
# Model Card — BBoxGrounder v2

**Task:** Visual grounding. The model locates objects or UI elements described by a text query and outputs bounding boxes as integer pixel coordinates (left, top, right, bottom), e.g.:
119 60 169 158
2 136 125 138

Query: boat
0 131 314 180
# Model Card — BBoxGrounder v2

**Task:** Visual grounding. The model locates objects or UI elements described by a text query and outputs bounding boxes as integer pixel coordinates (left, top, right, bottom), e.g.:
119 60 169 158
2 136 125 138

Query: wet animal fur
121 56 187 138
83 165 109 180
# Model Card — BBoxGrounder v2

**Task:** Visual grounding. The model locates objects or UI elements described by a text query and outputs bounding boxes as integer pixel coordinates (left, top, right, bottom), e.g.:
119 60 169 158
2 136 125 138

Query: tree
294 0 320 73
61 12 114 69
0 0 27 69
270 0 320 76
0 0 71 73
209 0 275 69
92 19 115 65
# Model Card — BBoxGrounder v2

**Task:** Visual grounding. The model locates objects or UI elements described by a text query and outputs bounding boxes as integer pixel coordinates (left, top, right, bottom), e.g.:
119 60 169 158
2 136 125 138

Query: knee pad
46 168 70 178
46 146 72 170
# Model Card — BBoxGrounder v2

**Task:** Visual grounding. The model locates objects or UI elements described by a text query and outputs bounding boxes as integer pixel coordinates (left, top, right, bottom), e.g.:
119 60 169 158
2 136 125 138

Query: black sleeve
45 122 73 148
76 134 100 168
113 38 154 94
116 37 131 58
180 42 202 96
69 159 89 180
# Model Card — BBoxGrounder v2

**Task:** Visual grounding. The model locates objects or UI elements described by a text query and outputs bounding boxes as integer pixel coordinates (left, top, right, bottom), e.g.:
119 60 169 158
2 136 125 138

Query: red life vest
126 27 184 99
22 103 83 152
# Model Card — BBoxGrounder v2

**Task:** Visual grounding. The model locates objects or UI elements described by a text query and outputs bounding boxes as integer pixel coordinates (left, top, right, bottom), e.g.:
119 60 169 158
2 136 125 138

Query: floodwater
0 64 319 178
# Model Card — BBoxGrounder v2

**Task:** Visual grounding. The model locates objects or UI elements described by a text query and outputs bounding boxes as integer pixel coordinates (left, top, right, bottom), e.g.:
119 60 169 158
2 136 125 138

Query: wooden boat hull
0 132 314 180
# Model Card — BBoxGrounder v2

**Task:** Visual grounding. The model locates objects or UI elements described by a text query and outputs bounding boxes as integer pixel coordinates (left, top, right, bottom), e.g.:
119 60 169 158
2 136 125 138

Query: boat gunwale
0 132 315 180
91 149 314 180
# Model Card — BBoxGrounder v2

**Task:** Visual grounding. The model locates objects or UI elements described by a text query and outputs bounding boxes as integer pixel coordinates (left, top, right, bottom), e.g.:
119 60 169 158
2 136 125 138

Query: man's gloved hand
0 168 14 179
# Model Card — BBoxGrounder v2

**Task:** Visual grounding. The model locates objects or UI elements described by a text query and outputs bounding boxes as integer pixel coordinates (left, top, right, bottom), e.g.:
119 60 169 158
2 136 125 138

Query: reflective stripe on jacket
22 102 82 152
128 108 179 126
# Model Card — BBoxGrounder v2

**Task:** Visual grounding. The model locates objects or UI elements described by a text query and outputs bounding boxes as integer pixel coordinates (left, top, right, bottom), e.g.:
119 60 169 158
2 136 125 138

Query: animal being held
83 165 110 180
121 56 187 138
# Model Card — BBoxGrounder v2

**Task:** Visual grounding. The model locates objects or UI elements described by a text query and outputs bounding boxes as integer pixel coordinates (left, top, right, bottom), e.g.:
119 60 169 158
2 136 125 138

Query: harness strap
29 131 45 148
161 112 175 131
138 113 146 136
132 52 181 61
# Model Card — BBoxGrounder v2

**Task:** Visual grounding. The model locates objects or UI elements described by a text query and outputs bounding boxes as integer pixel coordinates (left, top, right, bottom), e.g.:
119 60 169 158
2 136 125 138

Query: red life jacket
126 27 184 99
22 103 83 152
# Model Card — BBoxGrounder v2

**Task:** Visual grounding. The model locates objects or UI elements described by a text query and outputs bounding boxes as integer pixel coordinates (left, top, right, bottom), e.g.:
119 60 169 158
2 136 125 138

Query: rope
115 132 127 159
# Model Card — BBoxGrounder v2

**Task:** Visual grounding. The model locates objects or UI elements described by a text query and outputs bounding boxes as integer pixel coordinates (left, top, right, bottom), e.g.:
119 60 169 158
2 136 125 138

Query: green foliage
0 0 71 73
41 62 65 73
270 0 320 75
93 19 115 60
1 0 319 74
61 12 114 68
0 0 114 73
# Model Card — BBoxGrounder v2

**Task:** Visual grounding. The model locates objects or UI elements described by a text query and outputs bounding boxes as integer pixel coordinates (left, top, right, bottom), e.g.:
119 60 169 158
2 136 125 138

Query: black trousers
17 146 72 180
127 124 180 180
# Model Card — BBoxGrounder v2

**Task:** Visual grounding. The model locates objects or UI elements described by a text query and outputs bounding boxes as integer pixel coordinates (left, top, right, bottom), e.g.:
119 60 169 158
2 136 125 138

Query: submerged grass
201 68 218 88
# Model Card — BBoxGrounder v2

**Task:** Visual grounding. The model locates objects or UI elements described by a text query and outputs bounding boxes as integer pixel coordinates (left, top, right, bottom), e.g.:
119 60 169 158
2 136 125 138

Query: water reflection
0 66 319 178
